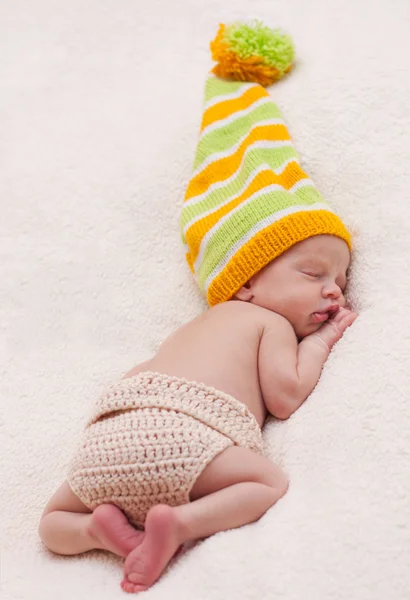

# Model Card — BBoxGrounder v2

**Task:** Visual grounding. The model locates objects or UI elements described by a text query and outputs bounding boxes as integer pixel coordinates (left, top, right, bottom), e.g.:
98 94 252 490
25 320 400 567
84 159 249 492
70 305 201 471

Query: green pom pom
224 20 295 76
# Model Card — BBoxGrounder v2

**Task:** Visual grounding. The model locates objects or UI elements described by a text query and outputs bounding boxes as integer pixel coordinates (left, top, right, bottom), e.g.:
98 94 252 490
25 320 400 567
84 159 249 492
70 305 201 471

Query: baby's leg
39 481 143 557
122 446 288 593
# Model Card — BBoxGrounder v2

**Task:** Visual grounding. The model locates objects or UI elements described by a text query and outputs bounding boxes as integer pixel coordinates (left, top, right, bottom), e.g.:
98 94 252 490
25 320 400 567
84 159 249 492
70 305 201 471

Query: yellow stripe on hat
185 124 291 200
201 85 269 131
185 164 310 265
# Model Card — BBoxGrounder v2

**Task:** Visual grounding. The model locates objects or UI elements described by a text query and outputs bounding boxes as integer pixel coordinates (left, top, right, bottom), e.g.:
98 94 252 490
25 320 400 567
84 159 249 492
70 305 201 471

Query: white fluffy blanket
3 1 410 598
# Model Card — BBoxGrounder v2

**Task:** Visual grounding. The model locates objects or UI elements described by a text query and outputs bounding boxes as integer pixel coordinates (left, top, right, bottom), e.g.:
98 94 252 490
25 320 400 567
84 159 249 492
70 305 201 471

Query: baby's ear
234 281 253 302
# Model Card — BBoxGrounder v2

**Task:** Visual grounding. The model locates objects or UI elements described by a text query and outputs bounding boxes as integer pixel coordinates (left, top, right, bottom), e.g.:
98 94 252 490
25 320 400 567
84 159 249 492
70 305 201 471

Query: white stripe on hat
200 98 282 139
288 178 315 193
204 81 260 111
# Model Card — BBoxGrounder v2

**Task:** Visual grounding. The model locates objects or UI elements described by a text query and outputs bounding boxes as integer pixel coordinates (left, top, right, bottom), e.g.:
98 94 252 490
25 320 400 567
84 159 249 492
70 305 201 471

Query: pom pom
210 20 295 87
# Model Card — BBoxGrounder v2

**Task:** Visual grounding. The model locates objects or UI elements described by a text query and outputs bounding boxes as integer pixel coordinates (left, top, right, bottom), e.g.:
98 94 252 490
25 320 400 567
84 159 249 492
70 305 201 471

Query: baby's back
133 302 271 427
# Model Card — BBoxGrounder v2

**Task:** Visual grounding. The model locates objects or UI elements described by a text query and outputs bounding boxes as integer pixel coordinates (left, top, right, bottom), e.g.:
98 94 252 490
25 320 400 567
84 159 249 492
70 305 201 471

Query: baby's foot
88 504 144 558
121 504 184 593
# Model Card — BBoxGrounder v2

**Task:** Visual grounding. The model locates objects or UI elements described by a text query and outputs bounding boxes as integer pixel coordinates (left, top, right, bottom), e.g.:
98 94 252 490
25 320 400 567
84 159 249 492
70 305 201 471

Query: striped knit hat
181 21 351 306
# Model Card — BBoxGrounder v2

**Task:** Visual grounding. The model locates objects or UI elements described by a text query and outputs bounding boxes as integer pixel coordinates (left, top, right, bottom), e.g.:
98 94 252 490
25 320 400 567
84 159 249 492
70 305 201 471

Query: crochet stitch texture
68 372 263 527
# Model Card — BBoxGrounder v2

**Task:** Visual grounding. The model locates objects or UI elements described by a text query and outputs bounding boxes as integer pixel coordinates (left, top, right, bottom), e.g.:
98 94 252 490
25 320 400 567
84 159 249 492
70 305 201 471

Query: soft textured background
2 1 410 598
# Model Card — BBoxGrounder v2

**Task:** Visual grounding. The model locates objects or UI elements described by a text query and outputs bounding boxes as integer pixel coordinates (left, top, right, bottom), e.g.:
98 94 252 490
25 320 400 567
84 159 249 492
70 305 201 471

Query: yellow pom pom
210 22 294 87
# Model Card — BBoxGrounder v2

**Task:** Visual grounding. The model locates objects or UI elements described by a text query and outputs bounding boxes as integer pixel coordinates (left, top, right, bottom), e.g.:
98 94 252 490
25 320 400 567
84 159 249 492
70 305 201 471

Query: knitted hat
181 21 351 306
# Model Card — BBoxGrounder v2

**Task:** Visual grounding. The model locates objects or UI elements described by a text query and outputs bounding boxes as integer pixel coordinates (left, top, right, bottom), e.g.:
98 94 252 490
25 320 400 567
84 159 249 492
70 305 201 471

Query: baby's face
240 235 351 338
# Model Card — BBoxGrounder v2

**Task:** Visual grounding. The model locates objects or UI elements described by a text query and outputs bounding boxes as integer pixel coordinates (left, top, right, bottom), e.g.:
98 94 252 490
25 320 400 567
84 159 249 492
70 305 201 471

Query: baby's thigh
41 480 91 517
190 446 288 501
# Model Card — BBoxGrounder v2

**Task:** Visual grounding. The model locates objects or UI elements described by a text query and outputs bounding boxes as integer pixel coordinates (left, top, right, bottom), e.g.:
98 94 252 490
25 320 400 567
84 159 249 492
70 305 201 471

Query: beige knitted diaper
67 371 263 528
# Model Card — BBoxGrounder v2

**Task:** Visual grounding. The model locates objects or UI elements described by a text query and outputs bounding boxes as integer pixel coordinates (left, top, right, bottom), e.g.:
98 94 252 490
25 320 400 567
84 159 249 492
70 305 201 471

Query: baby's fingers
331 306 354 322
337 310 358 332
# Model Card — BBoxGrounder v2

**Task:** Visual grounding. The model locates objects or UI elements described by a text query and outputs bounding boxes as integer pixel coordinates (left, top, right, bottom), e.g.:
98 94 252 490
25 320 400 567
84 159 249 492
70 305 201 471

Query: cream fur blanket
3 1 410 598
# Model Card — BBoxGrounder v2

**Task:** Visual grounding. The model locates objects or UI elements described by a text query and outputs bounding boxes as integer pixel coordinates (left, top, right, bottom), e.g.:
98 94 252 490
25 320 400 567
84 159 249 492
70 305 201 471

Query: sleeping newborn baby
39 234 356 592
38 37 357 594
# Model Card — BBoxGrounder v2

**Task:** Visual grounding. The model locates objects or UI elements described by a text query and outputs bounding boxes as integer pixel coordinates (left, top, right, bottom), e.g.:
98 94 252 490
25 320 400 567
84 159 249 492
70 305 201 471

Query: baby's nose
323 282 342 299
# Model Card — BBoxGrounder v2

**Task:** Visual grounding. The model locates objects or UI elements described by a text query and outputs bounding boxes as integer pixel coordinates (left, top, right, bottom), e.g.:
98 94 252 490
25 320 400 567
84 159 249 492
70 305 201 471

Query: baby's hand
309 307 357 352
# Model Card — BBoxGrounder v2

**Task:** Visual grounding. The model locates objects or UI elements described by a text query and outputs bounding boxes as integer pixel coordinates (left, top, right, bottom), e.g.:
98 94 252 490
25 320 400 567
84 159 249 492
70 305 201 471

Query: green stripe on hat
194 103 284 170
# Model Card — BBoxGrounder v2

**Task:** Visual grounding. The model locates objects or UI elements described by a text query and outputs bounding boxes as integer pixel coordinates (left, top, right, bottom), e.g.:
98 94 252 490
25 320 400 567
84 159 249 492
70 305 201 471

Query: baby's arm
258 308 357 420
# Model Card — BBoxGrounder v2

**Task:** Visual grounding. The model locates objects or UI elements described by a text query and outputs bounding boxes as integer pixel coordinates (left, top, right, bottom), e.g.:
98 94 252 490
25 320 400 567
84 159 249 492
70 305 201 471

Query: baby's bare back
124 302 271 427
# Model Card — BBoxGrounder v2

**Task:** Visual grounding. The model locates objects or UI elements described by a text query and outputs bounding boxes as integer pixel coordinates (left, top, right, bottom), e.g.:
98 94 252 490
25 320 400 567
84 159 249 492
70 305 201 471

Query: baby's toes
121 577 148 594
121 579 138 594
121 579 134 593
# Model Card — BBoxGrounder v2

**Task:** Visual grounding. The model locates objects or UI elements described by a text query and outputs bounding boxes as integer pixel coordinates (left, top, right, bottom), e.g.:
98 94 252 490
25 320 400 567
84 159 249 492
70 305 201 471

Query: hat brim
206 209 351 306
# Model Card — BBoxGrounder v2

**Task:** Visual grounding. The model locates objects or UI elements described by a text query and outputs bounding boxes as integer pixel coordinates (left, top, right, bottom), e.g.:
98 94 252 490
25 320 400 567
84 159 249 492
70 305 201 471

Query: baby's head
181 71 352 319
233 234 350 338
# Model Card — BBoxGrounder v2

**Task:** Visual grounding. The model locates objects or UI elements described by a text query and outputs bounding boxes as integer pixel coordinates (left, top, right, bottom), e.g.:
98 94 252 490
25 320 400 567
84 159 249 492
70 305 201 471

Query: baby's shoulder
208 301 290 331
208 300 266 321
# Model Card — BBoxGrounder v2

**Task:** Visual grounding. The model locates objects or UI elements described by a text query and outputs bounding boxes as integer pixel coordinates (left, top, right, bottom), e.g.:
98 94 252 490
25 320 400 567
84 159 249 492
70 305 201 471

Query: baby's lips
326 304 340 316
